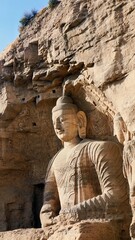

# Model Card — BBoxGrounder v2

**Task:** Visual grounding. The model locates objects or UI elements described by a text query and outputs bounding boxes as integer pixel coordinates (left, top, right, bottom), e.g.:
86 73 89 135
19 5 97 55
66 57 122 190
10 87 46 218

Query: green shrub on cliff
19 9 37 31
48 0 59 9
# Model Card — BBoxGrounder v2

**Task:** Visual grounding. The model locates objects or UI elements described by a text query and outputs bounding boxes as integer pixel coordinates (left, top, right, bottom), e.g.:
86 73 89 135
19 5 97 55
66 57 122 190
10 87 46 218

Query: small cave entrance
32 183 44 228
5 202 24 230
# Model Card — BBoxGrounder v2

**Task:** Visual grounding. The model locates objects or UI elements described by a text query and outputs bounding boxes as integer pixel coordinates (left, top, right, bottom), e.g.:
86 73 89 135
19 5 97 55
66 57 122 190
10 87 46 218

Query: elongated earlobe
77 111 87 139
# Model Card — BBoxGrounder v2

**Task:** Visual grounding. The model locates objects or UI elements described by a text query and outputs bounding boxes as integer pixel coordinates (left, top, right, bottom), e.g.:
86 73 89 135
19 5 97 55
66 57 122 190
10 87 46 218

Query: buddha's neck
64 137 81 149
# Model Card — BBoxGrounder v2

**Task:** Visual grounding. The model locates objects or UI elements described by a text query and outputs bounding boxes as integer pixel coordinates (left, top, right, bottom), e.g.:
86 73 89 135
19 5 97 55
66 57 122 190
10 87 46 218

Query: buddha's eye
60 117 64 123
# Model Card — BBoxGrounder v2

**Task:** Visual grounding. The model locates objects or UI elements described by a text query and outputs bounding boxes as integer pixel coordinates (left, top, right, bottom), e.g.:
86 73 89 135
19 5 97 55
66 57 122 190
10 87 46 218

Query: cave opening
32 183 44 228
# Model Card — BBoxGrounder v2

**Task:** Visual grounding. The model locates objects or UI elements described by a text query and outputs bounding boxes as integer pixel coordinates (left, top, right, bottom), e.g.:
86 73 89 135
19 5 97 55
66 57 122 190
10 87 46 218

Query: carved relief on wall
114 112 135 239
0 98 62 231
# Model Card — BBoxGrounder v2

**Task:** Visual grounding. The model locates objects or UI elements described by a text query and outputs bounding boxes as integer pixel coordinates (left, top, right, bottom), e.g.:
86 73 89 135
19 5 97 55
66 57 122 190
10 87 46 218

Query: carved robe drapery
43 139 129 219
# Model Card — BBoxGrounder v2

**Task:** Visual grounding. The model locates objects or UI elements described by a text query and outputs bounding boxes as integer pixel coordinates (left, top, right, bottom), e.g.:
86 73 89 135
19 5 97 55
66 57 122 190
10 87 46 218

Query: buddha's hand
59 206 80 224
130 218 135 238
40 204 55 228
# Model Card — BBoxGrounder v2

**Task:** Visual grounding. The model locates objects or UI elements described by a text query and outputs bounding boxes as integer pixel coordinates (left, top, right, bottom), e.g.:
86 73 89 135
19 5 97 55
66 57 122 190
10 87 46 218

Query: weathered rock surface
1 0 135 134
0 0 135 238
0 228 46 240
0 220 121 240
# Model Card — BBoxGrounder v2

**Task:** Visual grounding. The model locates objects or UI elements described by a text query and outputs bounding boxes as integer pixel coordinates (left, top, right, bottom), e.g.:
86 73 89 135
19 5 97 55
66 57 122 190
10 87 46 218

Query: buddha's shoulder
82 138 121 151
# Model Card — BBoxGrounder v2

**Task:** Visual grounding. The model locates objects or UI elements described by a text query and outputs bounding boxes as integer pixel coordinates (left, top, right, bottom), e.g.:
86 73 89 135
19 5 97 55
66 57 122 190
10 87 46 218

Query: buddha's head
52 96 87 142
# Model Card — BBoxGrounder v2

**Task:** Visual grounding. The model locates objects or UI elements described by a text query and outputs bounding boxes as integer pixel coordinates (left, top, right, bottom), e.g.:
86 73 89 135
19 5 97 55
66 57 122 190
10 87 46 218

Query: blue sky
0 0 48 52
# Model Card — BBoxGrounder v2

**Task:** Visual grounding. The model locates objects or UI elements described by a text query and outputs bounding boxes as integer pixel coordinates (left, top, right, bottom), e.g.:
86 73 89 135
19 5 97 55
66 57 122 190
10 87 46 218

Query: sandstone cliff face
0 0 134 234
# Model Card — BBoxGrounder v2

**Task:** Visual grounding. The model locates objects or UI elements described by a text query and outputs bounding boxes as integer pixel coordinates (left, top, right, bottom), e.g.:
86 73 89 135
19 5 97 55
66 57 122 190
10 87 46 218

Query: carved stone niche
24 41 39 65
39 87 131 240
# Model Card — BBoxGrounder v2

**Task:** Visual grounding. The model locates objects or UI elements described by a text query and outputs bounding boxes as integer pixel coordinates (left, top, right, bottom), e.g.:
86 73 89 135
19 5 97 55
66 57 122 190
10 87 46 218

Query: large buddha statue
40 95 130 238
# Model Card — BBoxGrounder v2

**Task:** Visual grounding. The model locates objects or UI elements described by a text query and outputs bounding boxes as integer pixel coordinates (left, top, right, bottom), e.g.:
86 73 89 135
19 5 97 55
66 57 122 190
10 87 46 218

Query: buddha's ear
77 111 87 139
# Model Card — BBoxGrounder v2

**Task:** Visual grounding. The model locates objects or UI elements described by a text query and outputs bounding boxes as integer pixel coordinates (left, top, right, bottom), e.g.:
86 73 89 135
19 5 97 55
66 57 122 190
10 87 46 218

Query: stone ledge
0 228 46 240
0 219 130 240
46 220 120 240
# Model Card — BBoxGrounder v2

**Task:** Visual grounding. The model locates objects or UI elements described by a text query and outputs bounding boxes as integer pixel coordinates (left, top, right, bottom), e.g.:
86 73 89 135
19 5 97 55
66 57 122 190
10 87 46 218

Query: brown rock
47 221 120 240
0 228 46 240
0 0 134 238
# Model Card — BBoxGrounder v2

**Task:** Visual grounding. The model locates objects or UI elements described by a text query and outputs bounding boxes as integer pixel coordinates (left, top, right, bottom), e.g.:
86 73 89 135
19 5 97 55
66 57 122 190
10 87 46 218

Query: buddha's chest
53 149 76 185
53 148 98 190
53 148 101 207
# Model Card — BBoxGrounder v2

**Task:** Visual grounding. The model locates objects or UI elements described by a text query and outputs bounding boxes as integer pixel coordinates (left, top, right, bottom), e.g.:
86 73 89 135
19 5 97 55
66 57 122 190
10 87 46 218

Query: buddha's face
52 109 79 142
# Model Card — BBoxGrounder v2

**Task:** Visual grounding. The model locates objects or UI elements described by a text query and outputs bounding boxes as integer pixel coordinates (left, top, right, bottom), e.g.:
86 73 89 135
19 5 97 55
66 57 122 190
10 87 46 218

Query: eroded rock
0 0 135 238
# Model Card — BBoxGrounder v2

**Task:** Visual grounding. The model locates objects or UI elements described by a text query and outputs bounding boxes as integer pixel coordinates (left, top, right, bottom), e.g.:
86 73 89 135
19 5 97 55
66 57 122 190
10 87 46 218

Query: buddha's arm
66 141 128 220
40 166 60 227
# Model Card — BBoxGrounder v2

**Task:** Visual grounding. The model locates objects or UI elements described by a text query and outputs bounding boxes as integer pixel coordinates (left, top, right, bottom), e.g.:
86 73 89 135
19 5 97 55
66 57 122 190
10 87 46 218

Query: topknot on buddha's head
52 95 78 113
